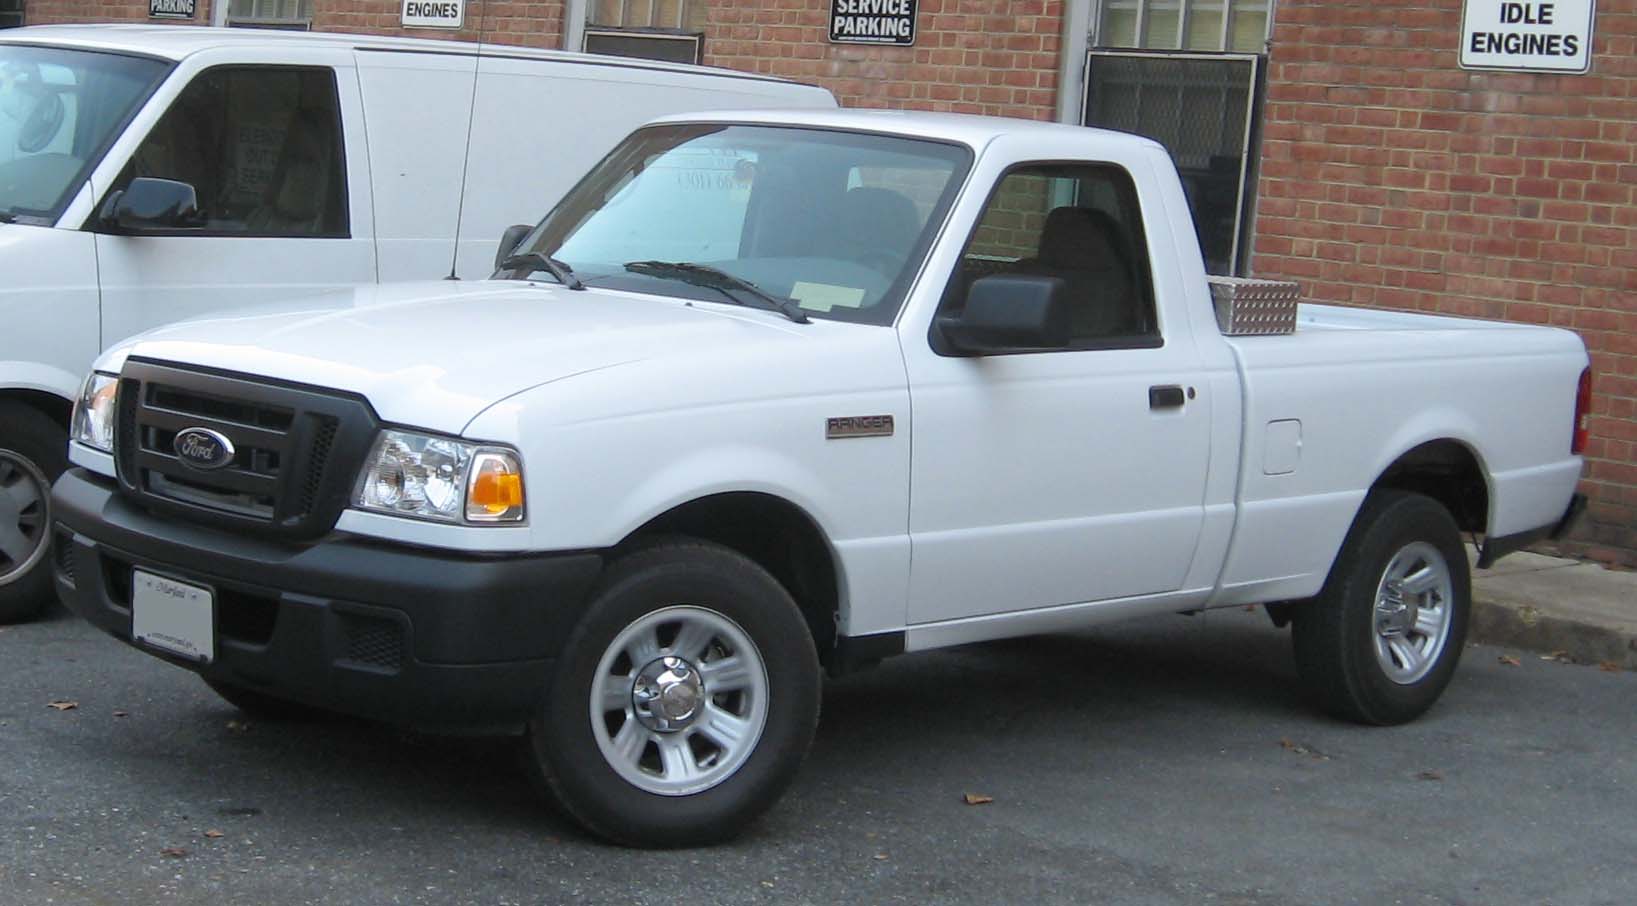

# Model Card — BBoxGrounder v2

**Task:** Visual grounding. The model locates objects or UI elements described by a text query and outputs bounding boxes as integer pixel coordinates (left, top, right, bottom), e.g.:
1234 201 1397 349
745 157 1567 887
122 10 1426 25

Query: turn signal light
467 452 525 522
1572 367 1592 455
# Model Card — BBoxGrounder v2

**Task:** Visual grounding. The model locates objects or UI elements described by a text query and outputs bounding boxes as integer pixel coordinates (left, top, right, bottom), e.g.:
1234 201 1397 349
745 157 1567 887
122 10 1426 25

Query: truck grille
114 359 378 540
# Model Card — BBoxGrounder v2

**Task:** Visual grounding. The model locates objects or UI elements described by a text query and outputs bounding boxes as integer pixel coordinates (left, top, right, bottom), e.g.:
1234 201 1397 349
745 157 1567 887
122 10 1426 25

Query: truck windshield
513 123 972 325
0 45 169 225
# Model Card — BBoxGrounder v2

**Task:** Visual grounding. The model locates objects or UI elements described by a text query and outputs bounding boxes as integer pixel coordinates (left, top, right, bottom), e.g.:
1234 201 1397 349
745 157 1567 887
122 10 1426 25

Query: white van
0 24 835 619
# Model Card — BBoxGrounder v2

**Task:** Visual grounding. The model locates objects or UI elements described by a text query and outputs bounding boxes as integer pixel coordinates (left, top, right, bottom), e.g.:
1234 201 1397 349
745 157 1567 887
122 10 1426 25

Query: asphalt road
2 602 1632 906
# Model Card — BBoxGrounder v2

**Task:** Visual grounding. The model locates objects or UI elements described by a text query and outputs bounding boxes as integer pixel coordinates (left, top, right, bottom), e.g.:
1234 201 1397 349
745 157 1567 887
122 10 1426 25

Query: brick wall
25 0 214 24
1253 0 1637 566
703 0 1062 119
312 0 563 49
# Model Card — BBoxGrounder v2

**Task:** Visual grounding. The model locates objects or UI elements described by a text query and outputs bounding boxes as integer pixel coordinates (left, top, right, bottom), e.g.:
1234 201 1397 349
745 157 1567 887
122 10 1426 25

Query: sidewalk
1468 547 1637 670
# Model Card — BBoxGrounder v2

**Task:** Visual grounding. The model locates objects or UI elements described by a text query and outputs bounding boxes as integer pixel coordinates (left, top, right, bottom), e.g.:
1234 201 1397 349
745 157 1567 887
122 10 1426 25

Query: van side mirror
936 274 1071 355
496 224 533 271
98 178 204 233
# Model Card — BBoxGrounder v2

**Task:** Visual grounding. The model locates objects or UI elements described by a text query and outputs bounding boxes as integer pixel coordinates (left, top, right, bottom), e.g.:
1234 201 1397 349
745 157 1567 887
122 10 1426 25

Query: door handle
1149 385 1186 410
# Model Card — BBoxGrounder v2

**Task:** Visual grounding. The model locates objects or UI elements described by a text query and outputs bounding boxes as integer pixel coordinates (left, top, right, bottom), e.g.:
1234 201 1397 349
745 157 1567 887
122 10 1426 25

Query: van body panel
0 223 99 398
353 49 476 283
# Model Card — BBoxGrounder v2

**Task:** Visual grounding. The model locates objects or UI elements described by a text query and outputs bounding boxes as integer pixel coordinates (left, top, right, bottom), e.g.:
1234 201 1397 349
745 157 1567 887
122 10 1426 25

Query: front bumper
51 468 604 733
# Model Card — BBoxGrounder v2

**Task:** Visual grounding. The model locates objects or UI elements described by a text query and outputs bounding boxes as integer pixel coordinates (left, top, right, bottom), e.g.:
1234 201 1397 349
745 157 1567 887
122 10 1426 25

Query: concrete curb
1467 550 1637 670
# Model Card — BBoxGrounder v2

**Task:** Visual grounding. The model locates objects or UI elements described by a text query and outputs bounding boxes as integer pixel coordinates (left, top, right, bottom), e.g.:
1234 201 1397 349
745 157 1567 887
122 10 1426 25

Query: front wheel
1292 491 1471 725
523 540 821 847
0 402 69 624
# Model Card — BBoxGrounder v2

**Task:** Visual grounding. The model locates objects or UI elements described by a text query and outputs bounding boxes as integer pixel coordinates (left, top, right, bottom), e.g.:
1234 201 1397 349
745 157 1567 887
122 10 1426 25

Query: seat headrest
1037 206 1124 271
836 186 921 255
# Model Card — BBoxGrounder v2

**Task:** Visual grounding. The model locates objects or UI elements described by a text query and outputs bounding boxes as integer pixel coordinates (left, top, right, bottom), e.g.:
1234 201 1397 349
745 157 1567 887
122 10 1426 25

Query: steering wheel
3 63 65 154
856 249 902 278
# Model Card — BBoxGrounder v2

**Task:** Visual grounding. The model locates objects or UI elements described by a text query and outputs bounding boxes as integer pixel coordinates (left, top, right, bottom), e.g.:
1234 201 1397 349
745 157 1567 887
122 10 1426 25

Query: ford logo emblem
173 427 236 471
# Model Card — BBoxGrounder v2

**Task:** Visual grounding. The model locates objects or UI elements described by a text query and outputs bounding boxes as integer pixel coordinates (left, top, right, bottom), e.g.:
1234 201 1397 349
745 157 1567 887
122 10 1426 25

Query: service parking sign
830 0 917 46
1460 0 1596 73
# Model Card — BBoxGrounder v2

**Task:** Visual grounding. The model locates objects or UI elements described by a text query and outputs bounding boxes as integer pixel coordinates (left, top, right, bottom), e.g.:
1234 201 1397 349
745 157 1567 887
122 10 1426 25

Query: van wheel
1292 491 1471 725
0 402 69 624
523 540 820 848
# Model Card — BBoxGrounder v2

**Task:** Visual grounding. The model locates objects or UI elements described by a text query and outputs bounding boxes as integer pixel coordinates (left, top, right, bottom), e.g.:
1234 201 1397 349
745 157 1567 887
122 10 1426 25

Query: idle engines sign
147 0 195 19
1460 0 1595 72
402 0 464 28
830 0 917 45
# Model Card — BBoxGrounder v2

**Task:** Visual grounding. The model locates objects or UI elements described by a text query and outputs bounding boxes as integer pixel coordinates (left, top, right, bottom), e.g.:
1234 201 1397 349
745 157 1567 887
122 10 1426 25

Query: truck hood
110 281 812 434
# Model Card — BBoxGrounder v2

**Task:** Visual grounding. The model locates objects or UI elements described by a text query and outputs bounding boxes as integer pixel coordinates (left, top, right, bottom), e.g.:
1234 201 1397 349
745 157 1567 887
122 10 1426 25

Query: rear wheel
523 540 821 848
0 402 69 624
1292 491 1471 725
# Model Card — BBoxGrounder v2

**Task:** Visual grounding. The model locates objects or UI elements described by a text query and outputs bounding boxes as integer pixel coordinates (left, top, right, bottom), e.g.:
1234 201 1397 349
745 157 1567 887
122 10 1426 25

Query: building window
227 0 312 30
0 0 23 29
585 1 706 64
1084 0 1270 276
1098 0 1270 53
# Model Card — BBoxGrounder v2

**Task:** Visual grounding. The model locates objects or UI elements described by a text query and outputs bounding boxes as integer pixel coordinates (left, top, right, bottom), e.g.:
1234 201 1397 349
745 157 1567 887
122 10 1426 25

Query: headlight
354 429 525 525
71 372 119 453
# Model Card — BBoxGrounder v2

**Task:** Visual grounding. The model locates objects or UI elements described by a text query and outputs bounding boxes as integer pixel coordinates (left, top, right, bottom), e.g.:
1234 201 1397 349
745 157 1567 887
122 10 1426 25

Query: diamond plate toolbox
1206 276 1301 336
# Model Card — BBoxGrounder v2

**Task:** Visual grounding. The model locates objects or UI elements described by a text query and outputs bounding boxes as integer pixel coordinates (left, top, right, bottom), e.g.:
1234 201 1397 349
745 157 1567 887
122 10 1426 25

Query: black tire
523 540 821 848
0 402 69 624
203 677 332 722
1292 491 1471 725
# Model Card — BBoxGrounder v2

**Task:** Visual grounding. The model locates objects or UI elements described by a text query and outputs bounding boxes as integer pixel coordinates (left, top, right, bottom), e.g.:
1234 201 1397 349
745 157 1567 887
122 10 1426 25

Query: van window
945 163 1159 348
114 66 347 237
0 45 168 223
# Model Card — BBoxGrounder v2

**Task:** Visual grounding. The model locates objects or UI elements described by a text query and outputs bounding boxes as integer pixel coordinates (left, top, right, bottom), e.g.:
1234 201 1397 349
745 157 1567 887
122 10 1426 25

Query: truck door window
113 66 347 237
946 162 1159 349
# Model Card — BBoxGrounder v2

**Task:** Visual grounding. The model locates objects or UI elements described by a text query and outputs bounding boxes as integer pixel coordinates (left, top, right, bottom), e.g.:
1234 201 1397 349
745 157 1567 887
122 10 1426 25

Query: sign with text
402 0 464 29
148 0 196 19
830 0 917 45
1460 0 1595 73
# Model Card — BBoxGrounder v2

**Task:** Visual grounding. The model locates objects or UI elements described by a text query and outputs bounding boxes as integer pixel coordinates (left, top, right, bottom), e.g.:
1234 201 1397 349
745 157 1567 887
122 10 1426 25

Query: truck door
93 62 376 348
903 160 1213 625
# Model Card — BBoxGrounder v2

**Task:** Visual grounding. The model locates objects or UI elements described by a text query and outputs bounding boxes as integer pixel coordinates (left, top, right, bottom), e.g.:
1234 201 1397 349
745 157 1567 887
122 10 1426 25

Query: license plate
132 570 215 664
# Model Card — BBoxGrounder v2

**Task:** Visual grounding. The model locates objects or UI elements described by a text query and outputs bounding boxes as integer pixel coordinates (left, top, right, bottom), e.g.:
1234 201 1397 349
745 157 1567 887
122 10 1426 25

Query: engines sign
402 0 464 29
1459 0 1595 73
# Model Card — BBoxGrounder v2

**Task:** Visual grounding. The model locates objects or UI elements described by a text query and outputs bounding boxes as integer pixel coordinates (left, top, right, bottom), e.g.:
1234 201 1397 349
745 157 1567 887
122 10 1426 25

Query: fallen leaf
1278 738 1330 760
1416 770 1444 781
1598 661 1622 673
112 710 129 718
203 829 225 839
160 847 187 858
1243 605 1257 612
226 720 250 733
46 701 78 711
1498 655 1521 667
962 793 994 806
872 853 888 861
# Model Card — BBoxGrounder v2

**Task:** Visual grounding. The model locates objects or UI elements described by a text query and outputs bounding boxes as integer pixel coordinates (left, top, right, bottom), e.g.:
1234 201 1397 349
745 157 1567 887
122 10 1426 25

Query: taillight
1572 367 1592 454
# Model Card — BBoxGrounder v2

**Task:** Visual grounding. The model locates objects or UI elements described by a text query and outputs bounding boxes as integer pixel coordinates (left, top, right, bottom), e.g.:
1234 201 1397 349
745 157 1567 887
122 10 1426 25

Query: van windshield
0 45 169 224
513 123 971 325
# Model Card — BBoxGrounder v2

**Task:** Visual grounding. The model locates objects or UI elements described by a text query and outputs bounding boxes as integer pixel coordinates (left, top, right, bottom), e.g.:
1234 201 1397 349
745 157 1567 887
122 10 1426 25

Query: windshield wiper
499 252 586 290
624 261 809 324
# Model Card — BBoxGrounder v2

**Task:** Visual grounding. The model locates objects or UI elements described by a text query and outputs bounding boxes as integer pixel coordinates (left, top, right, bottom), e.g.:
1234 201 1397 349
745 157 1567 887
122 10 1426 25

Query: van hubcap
1371 541 1454 684
0 451 49 586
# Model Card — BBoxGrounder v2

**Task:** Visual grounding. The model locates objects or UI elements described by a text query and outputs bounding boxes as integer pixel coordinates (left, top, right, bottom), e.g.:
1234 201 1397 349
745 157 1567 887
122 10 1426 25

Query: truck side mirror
495 224 533 271
98 178 204 233
936 274 1071 355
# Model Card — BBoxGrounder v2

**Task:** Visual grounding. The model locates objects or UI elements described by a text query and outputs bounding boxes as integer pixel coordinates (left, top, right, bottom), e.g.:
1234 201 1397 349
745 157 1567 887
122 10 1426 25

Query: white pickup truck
52 109 1589 847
